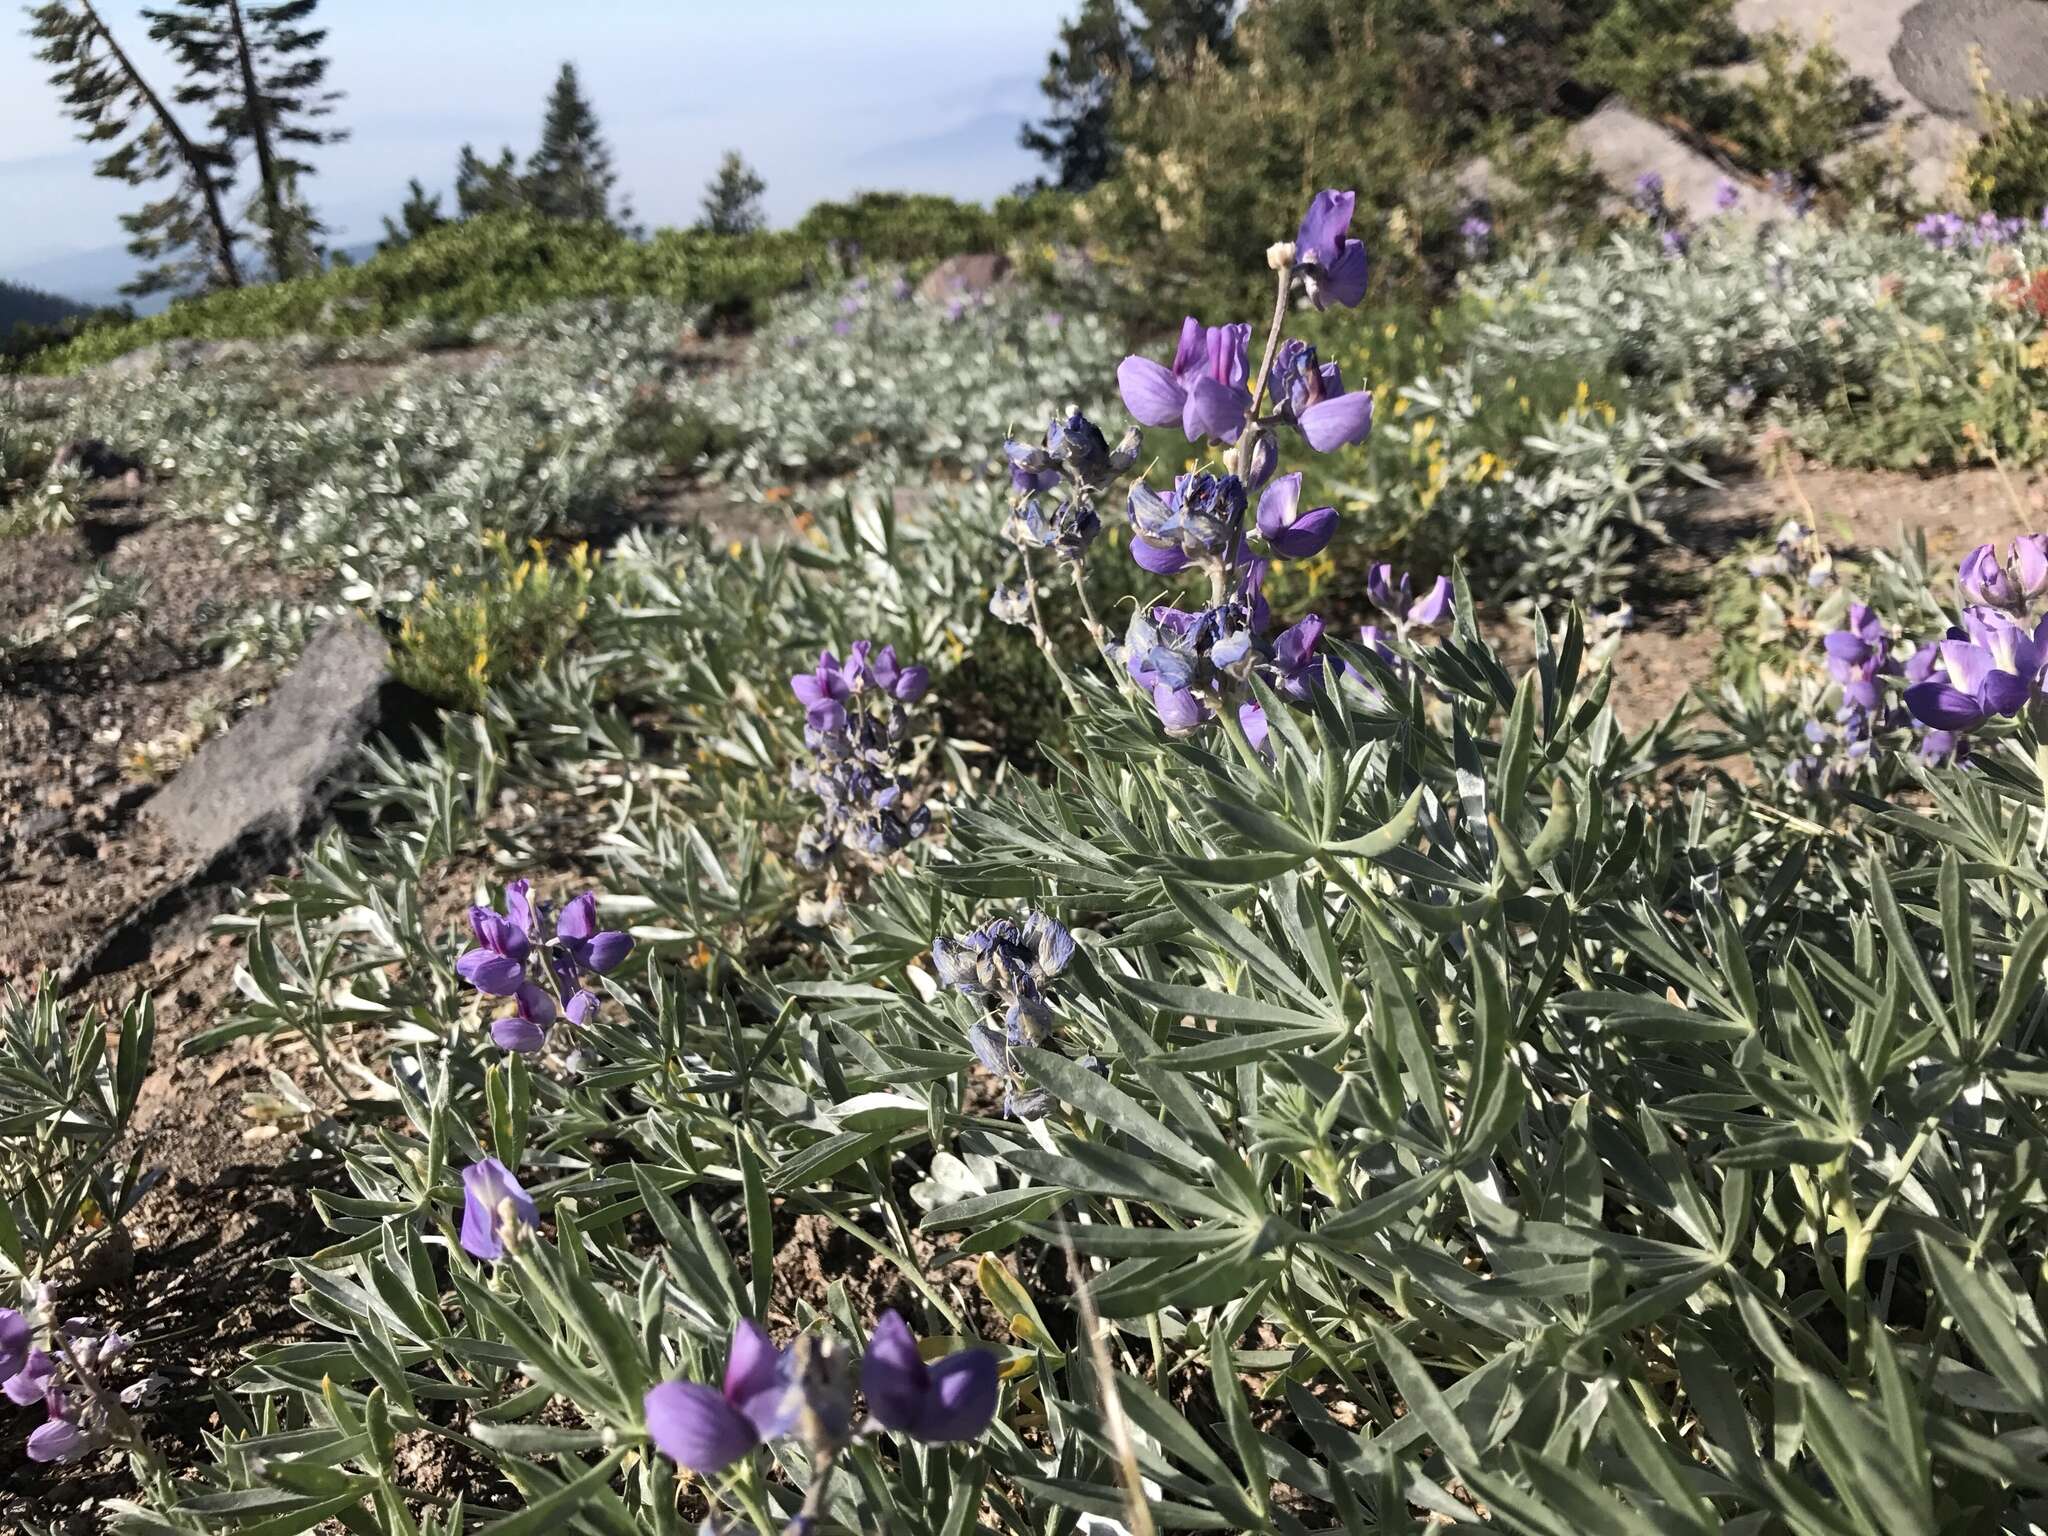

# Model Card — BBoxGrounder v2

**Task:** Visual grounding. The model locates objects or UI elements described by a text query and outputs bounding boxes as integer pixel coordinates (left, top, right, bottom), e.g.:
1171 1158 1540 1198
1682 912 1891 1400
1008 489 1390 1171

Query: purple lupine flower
1715 178 1741 212
1407 576 1453 628
1959 537 2048 610
1239 700 1271 753
831 319 853 336
1823 606 1893 713
5 1347 55 1406
1271 614 1327 699
1117 317 1254 444
459 1158 537 1262
1368 566 1452 629
1905 608 2046 730
1960 542 2021 609
860 1311 998 1443
1294 189 1371 310
645 1321 799 1475
872 643 930 702
1633 172 1665 212
26 1413 90 1464
0 1308 25 1382
490 987 553 1054
457 883 534 996
1151 684 1206 735
791 650 853 733
1253 472 1339 559
1459 215 1492 259
554 893 634 977
1267 339 1375 452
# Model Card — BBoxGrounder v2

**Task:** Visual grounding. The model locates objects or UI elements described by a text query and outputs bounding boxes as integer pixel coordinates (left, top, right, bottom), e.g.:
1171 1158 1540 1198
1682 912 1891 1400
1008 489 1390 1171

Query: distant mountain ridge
0 278 90 338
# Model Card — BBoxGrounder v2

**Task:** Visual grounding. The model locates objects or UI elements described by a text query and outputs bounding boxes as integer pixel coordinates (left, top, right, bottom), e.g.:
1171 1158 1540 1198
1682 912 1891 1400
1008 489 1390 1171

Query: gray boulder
146 613 420 872
917 253 1011 304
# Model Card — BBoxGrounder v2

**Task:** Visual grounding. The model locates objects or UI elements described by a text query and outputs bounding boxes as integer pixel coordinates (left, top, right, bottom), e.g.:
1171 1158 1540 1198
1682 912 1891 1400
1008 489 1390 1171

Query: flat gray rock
917 253 1011 304
146 613 410 868
1568 102 1759 222
1895 0 2048 120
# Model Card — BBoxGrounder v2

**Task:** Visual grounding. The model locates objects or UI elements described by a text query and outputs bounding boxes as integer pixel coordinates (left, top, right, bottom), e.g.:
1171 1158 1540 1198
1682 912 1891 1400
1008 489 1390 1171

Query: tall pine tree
697 151 766 235
27 0 244 296
145 0 346 280
1020 0 1234 192
523 63 626 226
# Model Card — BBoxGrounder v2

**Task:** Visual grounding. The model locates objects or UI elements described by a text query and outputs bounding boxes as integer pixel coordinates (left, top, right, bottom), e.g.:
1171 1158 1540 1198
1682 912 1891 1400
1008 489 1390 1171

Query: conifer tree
1021 0 1234 192
523 62 626 226
697 151 766 235
380 178 446 250
453 144 524 218
27 0 244 295
145 0 346 280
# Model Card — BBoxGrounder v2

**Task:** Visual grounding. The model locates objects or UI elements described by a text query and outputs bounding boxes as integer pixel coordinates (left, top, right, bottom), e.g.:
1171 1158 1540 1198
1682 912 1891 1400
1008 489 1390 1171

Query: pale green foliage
1468 215 2048 468
671 278 1125 489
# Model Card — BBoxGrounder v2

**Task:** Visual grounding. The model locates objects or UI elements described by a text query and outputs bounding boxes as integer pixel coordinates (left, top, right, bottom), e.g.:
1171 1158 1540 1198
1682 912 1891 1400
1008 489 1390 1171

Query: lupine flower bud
989 585 1033 626
791 1334 855 1459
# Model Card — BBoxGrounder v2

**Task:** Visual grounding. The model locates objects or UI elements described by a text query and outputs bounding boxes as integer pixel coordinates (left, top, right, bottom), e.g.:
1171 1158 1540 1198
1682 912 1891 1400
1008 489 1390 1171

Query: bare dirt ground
1597 455 2042 730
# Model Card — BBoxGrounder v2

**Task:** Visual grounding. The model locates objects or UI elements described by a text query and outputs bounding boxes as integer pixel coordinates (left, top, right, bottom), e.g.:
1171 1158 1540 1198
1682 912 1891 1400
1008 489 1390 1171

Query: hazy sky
1 0 1074 298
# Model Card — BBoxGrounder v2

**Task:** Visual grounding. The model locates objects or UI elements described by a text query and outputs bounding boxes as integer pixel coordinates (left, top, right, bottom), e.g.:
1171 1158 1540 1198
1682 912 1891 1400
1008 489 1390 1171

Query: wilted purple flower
645 1321 798 1475
1252 472 1338 560
1294 189 1371 309
1633 171 1665 211
1012 495 1101 561
934 912 1074 1117
1117 317 1254 444
860 1312 998 1443
459 1158 537 1262
793 640 933 869
891 276 913 301
1660 227 1690 258
1267 339 1375 452
1715 178 1741 212
1126 471 1247 575
989 584 1032 626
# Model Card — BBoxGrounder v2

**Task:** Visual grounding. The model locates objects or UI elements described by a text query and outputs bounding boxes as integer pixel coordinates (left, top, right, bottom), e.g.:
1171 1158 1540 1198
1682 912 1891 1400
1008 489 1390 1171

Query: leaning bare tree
26 0 244 296
145 0 346 281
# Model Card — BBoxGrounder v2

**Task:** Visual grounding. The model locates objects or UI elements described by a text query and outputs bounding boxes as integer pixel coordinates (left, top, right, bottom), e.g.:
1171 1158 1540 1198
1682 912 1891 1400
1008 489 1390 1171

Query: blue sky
2 0 1074 301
